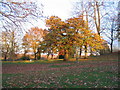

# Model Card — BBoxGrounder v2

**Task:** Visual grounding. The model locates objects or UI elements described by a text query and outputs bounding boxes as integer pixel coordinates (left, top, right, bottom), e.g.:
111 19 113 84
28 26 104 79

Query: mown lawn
2 59 119 88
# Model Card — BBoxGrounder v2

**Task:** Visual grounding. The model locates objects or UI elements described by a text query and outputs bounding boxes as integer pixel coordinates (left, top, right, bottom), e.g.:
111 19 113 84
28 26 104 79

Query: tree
66 15 86 59
22 34 30 57
45 16 72 61
1 30 18 60
73 27 105 59
1 31 10 60
41 28 57 59
72 0 118 54
22 27 46 60
117 1 120 41
90 0 101 35
45 16 105 61
45 16 86 61
102 15 118 53
81 29 105 58
73 0 114 35
0 0 43 32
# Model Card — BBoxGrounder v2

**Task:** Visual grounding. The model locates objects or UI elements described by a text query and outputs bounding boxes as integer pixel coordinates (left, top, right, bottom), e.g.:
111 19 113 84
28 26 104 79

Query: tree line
1 15 107 61
1 0 119 61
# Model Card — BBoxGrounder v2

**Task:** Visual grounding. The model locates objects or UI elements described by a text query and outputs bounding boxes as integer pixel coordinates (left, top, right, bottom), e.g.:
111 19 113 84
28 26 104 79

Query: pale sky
32 0 76 29
24 0 74 29
43 0 73 20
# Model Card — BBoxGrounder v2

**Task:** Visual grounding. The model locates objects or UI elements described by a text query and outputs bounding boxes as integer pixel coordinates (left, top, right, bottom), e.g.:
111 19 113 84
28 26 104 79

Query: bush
59 55 64 59
2 59 12 61
20 56 30 60
37 56 41 60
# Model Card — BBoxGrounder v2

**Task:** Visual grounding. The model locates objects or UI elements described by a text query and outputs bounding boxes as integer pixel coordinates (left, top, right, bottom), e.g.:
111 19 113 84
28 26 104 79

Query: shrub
2 59 12 61
59 55 64 59
37 56 41 60
20 56 30 60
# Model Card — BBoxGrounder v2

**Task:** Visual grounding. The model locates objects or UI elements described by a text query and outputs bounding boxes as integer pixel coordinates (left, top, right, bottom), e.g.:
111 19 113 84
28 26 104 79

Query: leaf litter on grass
2 60 118 88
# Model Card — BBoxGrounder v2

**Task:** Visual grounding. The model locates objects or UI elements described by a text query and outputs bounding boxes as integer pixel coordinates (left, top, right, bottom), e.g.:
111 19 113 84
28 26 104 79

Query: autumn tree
45 16 73 61
45 16 105 61
1 31 10 60
80 29 105 58
1 30 18 60
67 16 105 58
66 15 84 59
45 16 87 61
41 34 57 59
22 35 30 57
22 27 46 60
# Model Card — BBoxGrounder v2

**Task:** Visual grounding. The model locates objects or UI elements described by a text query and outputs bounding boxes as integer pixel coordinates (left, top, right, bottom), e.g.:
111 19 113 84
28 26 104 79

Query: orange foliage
22 27 46 53
45 15 105 54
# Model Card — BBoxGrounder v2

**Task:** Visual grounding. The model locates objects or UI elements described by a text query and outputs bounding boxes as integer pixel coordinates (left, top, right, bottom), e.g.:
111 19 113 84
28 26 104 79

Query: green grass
2 60 76 66
60 69 118 88
2 52 119 88
2 59 118 88
3 61 118 88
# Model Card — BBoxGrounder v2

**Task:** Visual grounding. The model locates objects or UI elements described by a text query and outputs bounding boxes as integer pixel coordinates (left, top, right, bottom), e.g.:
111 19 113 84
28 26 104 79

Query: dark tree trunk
110 40 113 53
84 45 87 59
34 53 37 60
79 47 82 58
38 52 41 59
110 19 114 53
47 54 50 59
51 53 53 59
4 54 7 61
37 48 41 59
24 50 27 57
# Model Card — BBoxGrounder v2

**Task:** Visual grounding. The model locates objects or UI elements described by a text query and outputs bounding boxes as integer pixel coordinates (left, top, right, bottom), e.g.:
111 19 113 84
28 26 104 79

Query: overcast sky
32 0 75 29
43 0 73 20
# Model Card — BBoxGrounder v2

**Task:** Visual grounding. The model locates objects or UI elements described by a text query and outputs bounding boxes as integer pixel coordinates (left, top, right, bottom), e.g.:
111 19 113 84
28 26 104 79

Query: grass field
2 53 119 88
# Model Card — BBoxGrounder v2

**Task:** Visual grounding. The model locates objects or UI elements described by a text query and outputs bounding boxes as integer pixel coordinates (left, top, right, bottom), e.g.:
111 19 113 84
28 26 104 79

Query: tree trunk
24 50 27 57
110 19 114 53
37 48 41 59
64 50 69 61
76 48 79 61
79 47 82 58
96 1 101 36
84 45 87 59
93 1 101 36
4 54 7 61
38 52 41 59
34 53 37 60
51 53 53 59
47 53 50 59
10 50 15 61
110 40 113 53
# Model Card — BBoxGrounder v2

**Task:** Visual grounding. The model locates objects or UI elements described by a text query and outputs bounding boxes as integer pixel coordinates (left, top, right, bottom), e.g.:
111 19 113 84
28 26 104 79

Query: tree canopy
43 16 105 61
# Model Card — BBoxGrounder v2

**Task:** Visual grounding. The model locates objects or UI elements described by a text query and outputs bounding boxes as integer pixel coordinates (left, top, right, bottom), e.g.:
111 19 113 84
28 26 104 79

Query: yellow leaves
66 17 84 28
46 16 62 28
23 27 46 52
44 15 106 52
91 48 96 52
77 28 105 51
